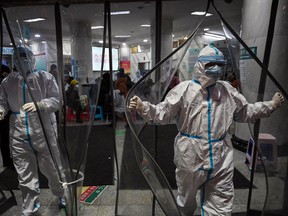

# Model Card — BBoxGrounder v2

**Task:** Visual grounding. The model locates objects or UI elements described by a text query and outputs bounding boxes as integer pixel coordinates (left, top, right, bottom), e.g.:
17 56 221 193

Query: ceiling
1 0 243 48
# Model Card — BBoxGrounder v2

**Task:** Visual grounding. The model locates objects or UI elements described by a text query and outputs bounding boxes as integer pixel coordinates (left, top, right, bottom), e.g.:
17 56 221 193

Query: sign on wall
120 60 131 73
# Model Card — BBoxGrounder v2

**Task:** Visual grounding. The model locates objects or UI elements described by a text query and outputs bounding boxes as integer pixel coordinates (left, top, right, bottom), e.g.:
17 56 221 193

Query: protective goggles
198 55 227 65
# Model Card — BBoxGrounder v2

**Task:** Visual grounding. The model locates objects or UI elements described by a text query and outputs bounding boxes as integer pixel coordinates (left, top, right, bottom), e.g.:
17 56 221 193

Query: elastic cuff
268 100 277 111
37 102 45 111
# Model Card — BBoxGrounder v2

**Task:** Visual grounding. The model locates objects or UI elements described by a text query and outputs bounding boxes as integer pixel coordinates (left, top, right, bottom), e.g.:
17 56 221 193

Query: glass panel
110 2 157 215
60 3 115 216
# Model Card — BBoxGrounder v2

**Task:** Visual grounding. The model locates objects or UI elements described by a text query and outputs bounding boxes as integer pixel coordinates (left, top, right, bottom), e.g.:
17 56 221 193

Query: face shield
13 46 35 75
193 45 226 88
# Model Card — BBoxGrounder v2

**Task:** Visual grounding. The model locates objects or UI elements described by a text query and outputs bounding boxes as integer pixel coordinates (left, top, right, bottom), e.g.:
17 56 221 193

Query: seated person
66 79 83 123
113 89 125 119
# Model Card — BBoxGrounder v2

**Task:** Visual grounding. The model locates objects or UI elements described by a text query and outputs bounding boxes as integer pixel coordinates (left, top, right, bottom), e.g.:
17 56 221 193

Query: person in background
226 72 239 89
49 64 58 83
113 89 126 121
129 45 284 216
49 64 60 123
65 75 74 91
115 68 129 97
0 46 65 215
168 72 180 90
164 71 180 98
132 69 142 83
98 72 111 115
0 64 13 167
63 63 72 78
66 79 83 123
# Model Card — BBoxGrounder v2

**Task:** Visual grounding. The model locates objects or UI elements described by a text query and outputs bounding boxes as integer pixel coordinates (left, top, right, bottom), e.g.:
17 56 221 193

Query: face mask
15 57 33 75
205 65 223 81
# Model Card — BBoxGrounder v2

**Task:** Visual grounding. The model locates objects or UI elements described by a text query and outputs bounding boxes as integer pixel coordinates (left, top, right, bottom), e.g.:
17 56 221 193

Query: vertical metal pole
54 3 66 138
152 1 162 215
105 1 119 215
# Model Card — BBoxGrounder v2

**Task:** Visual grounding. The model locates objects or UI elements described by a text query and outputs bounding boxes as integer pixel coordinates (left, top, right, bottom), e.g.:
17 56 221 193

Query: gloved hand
129 96 144 112
22 102 37 113
0 107 4 120
271 92 285 109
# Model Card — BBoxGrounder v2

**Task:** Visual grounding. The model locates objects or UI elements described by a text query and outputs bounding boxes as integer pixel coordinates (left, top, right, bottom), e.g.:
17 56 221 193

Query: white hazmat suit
129 45 284 216
0 46 64 216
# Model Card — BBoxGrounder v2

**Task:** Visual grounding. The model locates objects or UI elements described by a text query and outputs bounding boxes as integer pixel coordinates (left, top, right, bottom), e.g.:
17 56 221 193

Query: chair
95 106 105 120
66 106 90 122
66 107 76 122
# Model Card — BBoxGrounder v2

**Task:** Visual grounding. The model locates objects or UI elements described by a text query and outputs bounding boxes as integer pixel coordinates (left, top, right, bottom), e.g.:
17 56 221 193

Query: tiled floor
0 120 277 216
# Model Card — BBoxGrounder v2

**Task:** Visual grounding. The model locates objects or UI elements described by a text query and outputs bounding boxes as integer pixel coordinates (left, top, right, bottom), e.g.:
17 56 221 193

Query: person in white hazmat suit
0 46 65 216
129 45 285 216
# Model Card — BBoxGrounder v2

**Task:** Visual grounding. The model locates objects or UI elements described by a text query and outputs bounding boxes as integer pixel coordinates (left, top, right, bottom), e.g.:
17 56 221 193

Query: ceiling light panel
91 26 104 29
204 32 226 40
23 17 46 23
141 24 151 27
115 35 131 38
111 11 130 15
191 11 213 16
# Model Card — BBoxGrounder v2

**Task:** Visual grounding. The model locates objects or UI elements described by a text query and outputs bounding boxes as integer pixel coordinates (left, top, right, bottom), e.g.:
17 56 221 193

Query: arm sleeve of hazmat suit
227 83 275 123
37 72 60 113
139 82 186 124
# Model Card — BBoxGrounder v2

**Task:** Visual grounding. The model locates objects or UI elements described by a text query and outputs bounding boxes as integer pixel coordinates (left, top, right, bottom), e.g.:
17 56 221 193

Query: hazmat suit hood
193 45 226 88
13 46 35 76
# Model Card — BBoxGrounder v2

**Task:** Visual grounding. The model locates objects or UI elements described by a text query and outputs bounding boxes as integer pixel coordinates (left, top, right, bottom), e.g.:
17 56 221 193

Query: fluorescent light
23 17 46 23
143 39 148 42
91 26 104 29
34 34 41 38
204 28 210 31
204 32 226 40
41 41 46 43
111 11 130 15
141 24 151 27
99 40 103 44
191 11 213 16
115 35 131 38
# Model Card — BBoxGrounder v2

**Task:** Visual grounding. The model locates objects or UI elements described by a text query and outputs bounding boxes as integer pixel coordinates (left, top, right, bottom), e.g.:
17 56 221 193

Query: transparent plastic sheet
217 1 288 215
110 2 157 215
59 4 106 215
2 6 74 215
221 21 241 92
123 2 211 215
2 5 106 215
